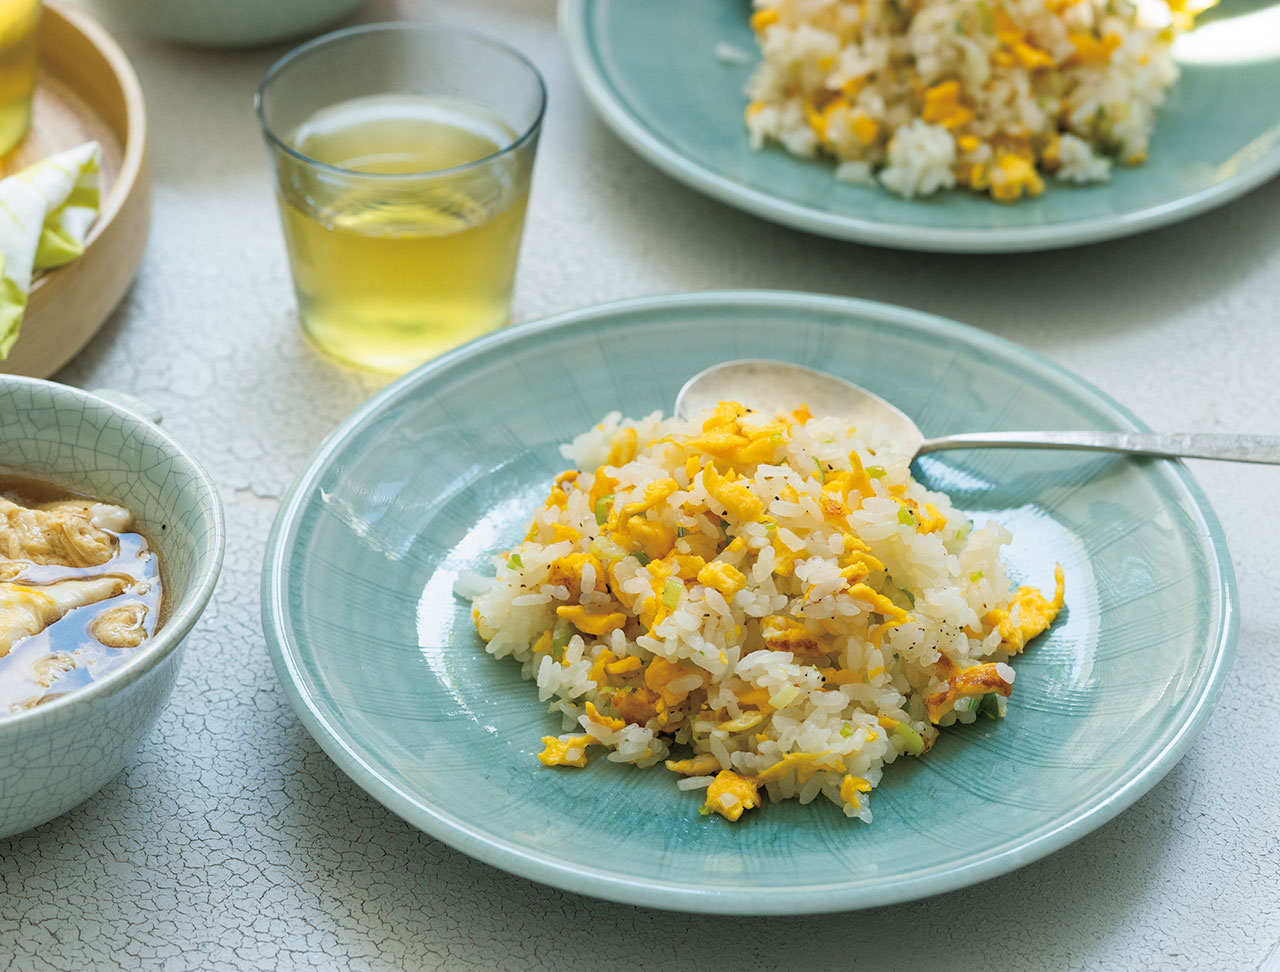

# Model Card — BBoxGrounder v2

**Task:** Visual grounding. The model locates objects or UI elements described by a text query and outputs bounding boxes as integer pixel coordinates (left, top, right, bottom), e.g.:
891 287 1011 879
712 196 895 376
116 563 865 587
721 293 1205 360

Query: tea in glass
277 94 532 371
257 24 545 373
0 0 40 157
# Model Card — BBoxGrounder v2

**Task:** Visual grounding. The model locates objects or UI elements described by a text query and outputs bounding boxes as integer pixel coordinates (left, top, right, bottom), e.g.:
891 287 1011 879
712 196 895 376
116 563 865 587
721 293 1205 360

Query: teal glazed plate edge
261 291 1237 914
559 0 1280 253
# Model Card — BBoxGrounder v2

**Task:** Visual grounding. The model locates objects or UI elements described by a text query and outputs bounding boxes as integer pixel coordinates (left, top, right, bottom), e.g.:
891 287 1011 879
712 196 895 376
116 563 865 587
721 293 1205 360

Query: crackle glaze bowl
81 0 366 47
0 377 224 839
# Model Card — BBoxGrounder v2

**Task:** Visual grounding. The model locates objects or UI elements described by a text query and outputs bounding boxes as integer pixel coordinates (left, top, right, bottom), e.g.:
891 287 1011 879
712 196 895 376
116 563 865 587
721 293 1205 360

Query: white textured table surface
4 1 1279 969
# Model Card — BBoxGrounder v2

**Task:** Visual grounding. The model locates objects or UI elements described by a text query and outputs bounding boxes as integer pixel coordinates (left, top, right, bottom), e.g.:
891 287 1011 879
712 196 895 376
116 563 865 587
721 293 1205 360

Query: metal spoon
675 360 1280 465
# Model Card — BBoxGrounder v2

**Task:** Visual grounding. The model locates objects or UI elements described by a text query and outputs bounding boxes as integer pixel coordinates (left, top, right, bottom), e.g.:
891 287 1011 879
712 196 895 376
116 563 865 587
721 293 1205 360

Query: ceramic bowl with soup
81 0 366 48
0 378 224 838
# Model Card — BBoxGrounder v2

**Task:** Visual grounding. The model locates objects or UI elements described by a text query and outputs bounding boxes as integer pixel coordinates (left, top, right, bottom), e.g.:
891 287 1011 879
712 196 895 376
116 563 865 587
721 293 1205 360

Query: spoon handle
917 431 1280 465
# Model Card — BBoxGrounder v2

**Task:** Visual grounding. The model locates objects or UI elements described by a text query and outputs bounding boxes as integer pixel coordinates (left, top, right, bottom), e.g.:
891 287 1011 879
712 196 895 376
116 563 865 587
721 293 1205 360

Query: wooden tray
0 3 149 378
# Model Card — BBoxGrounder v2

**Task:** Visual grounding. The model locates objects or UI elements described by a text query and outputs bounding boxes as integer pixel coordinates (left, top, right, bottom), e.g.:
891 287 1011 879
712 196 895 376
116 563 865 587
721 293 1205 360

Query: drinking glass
256 23 546 373
0 0 41 157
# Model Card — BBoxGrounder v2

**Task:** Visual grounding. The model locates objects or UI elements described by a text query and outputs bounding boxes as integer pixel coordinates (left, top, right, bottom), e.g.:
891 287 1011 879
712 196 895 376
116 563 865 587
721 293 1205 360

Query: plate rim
558 0 1280 253
261 289 1238 914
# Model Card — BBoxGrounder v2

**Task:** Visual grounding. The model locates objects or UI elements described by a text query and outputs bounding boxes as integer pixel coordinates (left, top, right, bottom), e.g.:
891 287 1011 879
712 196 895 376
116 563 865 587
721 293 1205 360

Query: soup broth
0 476 163 714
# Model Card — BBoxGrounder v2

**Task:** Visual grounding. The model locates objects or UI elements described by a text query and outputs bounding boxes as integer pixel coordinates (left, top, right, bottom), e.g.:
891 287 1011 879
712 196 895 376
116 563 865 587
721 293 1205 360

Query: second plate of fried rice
262 291 1235 913
560 0 1280 251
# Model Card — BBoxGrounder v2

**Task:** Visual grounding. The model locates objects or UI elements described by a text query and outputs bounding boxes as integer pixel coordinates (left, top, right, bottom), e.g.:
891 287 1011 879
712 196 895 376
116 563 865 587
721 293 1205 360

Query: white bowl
0 378 224 838
81 0 367 48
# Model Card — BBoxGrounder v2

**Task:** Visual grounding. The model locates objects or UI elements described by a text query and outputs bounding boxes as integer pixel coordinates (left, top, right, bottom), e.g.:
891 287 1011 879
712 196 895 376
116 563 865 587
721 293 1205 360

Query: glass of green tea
255 23 546 373
0 0 41 157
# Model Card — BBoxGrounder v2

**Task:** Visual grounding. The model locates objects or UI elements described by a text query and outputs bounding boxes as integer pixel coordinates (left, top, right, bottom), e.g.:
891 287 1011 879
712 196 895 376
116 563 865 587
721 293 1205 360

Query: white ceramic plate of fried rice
262 291 1236 913
560 0 1280 251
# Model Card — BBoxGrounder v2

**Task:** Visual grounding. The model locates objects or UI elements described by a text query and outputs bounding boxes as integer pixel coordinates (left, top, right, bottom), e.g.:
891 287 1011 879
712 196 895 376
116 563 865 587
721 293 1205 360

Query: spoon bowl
675 359 925 454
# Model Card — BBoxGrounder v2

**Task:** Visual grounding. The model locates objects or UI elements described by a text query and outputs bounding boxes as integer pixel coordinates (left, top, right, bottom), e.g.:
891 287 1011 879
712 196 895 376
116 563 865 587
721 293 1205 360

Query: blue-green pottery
261 291 1236 914
559 0 1280 252
0 377 224 838
83 0 366 47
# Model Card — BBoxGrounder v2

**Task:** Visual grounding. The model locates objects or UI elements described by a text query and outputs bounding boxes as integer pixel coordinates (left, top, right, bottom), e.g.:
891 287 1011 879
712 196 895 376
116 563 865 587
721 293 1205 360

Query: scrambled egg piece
583 700 624 731
665 754 721 776
754 751 843 785
920 81 973 130
701 463 764 522
840 774 872 809
985 565 1066 654
925 662 1015 724
538 734 595 768
697 561 746 599
704 771 761 821
612 478 679 525
612 688 662 726
556 603 627 637
644 656 704 708
761 615 830 658
990 152 1046 203
546 552 605 599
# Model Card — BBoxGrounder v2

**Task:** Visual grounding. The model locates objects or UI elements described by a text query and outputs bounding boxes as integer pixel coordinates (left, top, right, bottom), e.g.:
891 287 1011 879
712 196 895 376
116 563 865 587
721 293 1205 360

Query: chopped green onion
977 693 1003 720
769 684 800 709
714 519 732 548
901 588 915 607
763 521 777 533
771 431 784 442
813 458 826 483
840 722 855 739
594 494 614 525
866 465 887 478
677 526 686 538
953 17 964 32
977 0 994 33
506 553 523 569
892 722 926 756
630 551 650 566
970 570 984 582
589 536 626 561
663 578 683 609
897 508 917 527
698 805 711 817
552 621 572 654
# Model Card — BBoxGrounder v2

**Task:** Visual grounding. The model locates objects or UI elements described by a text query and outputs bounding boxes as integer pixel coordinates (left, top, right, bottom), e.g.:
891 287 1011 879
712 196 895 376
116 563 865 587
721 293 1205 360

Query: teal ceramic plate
559 0 1280 252
261 292 1236 913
